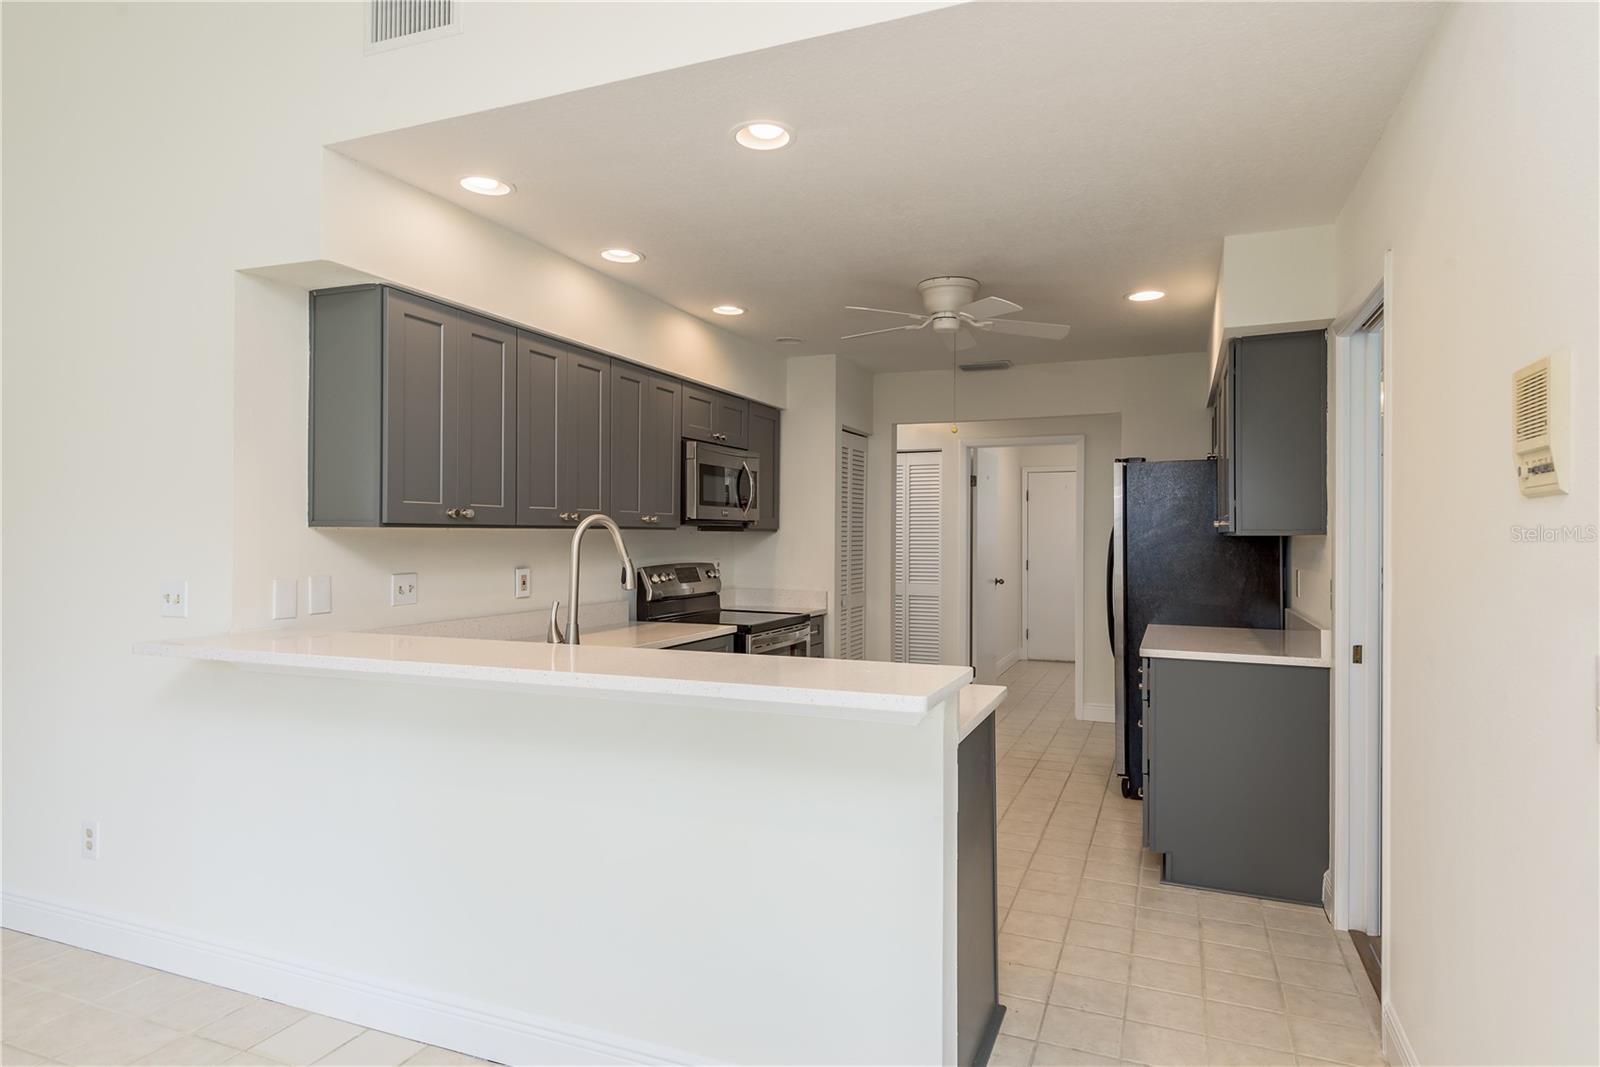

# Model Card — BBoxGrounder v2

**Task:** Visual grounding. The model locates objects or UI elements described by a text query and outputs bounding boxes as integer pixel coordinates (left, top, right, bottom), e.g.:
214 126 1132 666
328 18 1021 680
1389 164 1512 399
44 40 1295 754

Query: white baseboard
1080 702 1114 723
1382 1002 1417 1066
995 647 1023 675
1 890 700 1066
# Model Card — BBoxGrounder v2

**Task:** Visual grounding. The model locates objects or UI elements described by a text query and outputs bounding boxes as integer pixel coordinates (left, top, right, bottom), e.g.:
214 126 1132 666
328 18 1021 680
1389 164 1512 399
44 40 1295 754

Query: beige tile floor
0 932 490 1066
989 661 1385 1067
3 660 1380 1067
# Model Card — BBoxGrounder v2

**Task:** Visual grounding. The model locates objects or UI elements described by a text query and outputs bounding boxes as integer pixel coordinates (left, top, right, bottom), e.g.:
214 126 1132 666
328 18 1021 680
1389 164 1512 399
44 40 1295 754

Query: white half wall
1332 3 1599 1062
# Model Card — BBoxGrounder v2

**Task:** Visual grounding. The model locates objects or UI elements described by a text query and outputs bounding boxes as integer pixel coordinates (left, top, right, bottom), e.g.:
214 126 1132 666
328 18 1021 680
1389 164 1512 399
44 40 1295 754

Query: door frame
1020 465 1081 665
1329 254 1393 950
959 435 1086 711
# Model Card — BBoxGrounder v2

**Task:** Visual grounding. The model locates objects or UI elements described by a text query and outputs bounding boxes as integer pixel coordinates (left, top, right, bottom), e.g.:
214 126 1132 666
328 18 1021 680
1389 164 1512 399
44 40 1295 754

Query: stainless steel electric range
634 562 811 656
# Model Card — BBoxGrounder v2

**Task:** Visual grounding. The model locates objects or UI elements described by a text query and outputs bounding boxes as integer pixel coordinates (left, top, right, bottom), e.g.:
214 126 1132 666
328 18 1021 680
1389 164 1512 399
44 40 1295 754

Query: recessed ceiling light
774 336 804 345
459 175 514 196
712 305 746 316
600 248 644 263
1126 289 1166 302
734 121 792 151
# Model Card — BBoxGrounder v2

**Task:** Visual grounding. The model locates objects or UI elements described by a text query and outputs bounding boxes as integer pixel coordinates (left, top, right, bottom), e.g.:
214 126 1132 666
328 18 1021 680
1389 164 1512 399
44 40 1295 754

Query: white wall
1 2 938 1058
868 352 1211 704
1331 3 1598 1061
1208 225 1338 386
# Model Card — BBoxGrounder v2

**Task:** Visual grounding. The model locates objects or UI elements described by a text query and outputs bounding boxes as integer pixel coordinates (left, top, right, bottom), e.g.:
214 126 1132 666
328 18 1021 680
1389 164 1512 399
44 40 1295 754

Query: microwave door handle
741 461 755 518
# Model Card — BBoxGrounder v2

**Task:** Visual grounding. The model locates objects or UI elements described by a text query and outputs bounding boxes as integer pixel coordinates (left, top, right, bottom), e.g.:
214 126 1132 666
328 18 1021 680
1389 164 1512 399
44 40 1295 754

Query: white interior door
1024 469 1076 661
837 431 869 660
892 450 942 664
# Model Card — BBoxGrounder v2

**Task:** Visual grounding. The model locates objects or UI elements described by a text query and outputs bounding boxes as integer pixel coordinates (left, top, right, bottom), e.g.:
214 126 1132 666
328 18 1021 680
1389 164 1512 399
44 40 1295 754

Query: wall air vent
1512 349 1570 497
368 0 458 51
957 360 1013 373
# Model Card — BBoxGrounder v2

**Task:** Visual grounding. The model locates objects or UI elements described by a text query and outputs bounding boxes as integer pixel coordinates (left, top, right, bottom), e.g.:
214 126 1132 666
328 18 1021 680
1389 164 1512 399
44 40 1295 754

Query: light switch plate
271 578 298 620
390 572 418 607
308 574 332 615
160 579 188 619
513 566 531 599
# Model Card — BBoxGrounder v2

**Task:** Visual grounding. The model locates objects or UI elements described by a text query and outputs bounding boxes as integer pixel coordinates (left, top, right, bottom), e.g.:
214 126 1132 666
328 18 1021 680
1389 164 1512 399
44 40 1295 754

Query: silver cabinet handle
447 507 476 520
1213 518 1230 529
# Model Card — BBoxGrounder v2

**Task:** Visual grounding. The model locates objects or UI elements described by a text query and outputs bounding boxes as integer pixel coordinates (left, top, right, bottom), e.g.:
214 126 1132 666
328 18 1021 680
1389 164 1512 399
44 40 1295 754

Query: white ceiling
334 2 1443 373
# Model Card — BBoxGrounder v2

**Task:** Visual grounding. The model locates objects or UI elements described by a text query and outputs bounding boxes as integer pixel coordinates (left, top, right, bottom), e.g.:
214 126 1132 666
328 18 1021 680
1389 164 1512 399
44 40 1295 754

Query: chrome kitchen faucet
547 514 636 644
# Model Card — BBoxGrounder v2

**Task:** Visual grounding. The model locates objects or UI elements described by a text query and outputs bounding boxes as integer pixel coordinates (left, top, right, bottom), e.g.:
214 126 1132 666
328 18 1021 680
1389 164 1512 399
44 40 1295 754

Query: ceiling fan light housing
916 276 981 312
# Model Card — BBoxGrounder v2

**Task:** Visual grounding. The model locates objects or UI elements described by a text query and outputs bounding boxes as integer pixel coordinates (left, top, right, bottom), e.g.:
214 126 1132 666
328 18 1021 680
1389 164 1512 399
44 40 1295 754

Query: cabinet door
452 312 516 526
747 402 780 531
607 362 648 528
641 374 681 527
714 393 749 449
1232 331 1327 535
516 333 563 527
383 291 455 524
681 384 717 443
561 350 609 519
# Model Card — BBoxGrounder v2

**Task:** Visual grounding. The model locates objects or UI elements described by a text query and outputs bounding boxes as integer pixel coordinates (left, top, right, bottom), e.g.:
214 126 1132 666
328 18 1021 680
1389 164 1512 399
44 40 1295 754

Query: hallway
990 662 1383 1066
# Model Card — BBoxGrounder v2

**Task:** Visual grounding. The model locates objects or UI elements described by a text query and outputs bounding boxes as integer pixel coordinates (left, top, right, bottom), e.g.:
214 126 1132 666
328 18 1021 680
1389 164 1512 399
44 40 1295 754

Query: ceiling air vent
368 0 458 51
958 360 1013 373
1511 349 1569 497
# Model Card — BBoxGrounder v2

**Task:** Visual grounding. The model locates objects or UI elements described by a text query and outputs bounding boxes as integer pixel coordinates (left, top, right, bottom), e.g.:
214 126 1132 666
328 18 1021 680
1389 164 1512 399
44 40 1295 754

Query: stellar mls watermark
1510 523 1597 543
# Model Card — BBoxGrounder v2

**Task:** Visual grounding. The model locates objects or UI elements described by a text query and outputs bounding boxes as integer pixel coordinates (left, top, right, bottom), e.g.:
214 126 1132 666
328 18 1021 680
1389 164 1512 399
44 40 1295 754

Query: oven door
684 441 760 525
745 624 810 656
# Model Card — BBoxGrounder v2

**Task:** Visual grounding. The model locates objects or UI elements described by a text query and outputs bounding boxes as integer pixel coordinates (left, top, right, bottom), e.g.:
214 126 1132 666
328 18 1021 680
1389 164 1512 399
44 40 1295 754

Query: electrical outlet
390 572 418 607
308 574 332 615
159 579 188 619
271 578 298 620
513 566 531 599
81 820 100 861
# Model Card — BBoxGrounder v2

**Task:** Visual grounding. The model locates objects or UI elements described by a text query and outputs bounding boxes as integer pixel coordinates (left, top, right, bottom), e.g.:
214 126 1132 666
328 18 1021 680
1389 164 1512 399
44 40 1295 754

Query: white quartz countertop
1140 619 1332 668
577 621 736 650
133 631 973 724
958 684 1007 741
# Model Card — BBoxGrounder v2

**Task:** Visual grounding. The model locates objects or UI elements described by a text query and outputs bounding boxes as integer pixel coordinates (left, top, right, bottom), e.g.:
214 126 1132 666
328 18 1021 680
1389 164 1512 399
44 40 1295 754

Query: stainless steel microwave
684 440 760 526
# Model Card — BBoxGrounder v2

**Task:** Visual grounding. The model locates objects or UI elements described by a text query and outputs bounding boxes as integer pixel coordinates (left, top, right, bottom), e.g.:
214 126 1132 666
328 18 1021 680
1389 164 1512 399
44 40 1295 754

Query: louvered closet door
837 431 869 660
893 451 943 664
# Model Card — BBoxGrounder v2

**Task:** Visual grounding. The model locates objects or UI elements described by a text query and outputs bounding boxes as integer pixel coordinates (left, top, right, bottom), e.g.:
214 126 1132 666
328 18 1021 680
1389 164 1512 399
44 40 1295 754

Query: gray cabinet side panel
1234 332 1327 534
562 351 609 516
383 291 453 524
749 403 780 531
454 313 517 524
608 361 646 527
516 334 562 526
1150 657 1330 903
957 714 1003 1067
310 288 382 525
642 374 681 526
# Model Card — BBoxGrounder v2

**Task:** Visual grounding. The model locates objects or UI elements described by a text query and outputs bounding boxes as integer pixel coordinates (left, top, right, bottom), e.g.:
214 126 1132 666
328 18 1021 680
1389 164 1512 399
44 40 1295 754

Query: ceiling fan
841 276 1071 350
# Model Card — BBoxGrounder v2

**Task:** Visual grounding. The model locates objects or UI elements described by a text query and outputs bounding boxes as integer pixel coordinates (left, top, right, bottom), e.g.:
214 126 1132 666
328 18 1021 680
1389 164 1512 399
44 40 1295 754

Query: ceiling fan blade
958 295 1023 319
841 322 926 341
845 305 927 321
955 329 978 351
983 318 1072 340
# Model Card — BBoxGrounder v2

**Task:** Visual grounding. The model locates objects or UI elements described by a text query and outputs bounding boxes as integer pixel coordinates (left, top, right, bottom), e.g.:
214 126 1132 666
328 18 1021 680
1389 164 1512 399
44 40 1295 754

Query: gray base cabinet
1213 330 1327 535
310 284 779 531
1143 656 1329 903
956 714 1004 1067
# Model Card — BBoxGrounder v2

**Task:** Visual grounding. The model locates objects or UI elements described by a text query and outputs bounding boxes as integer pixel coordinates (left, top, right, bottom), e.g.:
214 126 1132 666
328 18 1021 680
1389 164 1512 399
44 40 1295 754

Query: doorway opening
1331 282 1388 997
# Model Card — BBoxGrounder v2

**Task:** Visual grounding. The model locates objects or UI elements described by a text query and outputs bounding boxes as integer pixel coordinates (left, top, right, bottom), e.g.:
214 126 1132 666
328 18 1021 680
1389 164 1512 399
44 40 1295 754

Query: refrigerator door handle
1106 531 1116 652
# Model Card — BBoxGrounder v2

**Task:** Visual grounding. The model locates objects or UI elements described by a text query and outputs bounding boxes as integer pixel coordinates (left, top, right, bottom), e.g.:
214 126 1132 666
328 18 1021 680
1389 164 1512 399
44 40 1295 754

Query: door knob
992 577 1005 585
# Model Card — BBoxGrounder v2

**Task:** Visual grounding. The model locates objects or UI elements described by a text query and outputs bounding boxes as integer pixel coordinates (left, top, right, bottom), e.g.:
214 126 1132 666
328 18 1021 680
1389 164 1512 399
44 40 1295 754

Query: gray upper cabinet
518 332 607 527
1213 330 1327 536
607 362 680 528
516 333 562 526
309 286 514 527
682 383 748 448
747 402 780 531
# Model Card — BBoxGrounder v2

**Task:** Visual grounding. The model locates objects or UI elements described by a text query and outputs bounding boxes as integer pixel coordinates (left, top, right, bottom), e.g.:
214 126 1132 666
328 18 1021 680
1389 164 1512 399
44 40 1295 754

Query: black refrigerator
1110 459 1284 798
